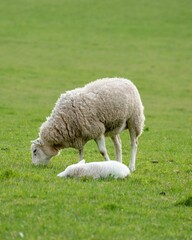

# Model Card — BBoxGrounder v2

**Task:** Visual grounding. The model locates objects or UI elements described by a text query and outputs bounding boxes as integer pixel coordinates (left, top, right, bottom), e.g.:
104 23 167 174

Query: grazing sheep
31 77 145 171
57 160 131 179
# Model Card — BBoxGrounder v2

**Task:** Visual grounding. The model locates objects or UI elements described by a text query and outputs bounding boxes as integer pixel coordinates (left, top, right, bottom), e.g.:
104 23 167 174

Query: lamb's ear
78 159 85 164
31 138 42 146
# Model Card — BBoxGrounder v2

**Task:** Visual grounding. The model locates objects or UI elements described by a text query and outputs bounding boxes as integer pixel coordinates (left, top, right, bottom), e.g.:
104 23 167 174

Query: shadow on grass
102 203 124 212
176 196 192 207
31 163 55 170
0 169 17 180
58 175 129 182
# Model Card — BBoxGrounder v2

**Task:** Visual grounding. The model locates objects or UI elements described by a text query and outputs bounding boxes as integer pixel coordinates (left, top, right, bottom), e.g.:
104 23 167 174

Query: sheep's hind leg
95 135 110 161
111 135 122 163
129 128 138 172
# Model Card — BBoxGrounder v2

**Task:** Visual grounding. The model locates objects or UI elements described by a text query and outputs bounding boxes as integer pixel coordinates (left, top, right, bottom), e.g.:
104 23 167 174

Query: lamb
31 77 145 171
57 160 131 179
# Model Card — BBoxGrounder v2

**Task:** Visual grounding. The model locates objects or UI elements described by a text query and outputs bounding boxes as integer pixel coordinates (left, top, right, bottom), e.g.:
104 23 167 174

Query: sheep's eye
33 149 37 155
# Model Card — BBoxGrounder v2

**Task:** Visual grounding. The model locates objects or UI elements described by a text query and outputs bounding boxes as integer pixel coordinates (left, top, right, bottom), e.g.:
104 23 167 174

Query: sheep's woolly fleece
31 77 145 170
57 160 131 179
40 77 144 150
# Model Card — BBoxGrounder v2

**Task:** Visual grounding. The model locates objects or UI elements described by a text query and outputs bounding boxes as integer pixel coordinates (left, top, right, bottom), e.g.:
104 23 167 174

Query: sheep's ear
31 138 42 146
78 159 85 164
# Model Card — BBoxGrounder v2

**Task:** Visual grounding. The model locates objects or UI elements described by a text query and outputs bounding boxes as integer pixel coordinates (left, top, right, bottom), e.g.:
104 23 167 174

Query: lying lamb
31 77 145 172
57 160 131 179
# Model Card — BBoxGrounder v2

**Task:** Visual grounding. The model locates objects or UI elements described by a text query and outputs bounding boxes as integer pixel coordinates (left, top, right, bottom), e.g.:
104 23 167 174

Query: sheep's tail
134 104 145 137
128 92 145 137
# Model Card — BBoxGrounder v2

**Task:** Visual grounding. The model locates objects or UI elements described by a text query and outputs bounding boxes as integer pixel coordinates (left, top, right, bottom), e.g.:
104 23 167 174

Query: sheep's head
31 139 59 165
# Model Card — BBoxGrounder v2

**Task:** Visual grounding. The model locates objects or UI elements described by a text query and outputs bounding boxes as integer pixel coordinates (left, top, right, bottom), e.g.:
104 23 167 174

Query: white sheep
57 160 131 179
31 77 145 171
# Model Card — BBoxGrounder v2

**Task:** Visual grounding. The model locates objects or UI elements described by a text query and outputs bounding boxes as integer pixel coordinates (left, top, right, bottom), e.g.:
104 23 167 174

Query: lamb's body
57 160 131 179
31 78 145 171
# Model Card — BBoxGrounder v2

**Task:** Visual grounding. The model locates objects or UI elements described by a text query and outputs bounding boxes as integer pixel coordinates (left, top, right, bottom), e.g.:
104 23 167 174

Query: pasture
0 0 191 239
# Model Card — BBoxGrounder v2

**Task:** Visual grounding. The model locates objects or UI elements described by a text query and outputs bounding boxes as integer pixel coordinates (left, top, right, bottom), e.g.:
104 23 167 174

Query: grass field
0 0 192 239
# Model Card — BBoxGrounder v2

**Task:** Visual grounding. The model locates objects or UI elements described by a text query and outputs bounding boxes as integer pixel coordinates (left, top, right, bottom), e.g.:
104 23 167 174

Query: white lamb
31 77 145 172
57 160 131 179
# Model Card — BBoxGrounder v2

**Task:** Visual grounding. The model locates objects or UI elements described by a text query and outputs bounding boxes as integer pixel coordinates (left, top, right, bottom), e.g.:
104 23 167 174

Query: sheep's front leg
78 148 84 162
95 135 110 161
111 135 122 163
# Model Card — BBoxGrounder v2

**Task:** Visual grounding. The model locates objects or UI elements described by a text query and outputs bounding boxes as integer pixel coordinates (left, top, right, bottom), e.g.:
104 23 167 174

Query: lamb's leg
111 135 122 163
129 129 138 172
95 135 110 161
78 148 84 162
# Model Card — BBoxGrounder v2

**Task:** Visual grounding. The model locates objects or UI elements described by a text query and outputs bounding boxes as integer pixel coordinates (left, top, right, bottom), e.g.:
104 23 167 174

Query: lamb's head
31 139 59 165
58 160 86 177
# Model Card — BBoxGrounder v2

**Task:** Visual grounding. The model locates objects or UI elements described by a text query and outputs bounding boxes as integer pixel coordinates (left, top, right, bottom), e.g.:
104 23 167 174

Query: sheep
57 160 131 179
31 77 145 171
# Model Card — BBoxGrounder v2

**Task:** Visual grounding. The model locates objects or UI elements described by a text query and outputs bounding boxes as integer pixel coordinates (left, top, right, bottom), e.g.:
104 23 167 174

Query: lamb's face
64 161 86 177
31 143 52 165
63 165 74 177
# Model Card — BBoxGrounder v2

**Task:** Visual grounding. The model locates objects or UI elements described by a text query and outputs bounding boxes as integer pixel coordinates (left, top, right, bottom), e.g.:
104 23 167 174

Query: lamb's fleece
57 160 131 179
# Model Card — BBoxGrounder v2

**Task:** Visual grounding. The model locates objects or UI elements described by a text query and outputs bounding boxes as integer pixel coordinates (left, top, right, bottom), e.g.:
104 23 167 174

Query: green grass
0 0 192 239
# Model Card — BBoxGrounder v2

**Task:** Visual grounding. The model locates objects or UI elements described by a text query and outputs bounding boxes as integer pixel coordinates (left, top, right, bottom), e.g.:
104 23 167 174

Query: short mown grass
0 0 192 239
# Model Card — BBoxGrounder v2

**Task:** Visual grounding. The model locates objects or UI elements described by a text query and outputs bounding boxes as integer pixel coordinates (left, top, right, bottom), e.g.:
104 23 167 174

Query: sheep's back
43 78 144 145
82 78 141 124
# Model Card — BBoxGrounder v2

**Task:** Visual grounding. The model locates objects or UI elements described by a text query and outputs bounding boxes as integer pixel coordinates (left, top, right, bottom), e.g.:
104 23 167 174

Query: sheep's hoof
129 166 136 172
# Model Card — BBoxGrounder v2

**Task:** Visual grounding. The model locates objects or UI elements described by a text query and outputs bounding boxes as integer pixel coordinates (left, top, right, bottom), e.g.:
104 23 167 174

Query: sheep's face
31 139 56 165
